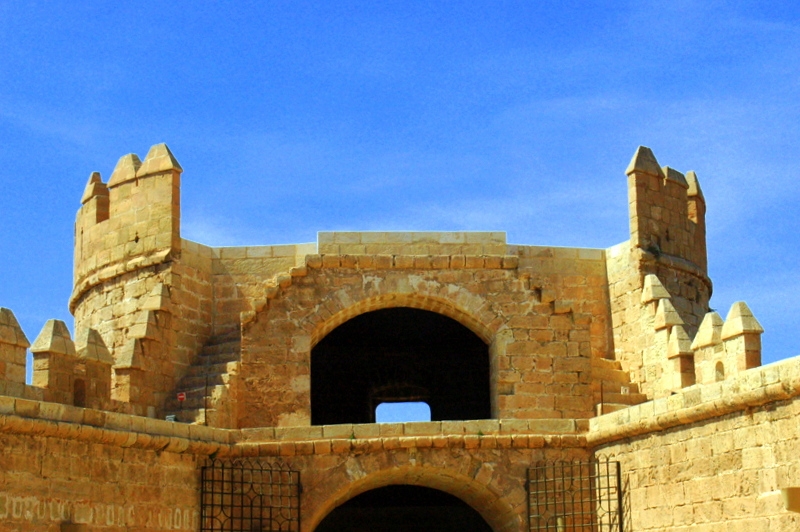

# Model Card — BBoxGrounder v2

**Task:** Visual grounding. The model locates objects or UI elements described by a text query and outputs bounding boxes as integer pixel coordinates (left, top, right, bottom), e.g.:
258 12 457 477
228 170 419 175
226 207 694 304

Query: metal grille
528 457 623 532
201 458 300 531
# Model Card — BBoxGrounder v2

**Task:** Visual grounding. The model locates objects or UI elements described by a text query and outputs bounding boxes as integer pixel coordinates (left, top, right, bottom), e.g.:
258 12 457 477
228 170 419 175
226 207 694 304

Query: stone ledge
239 418 586 443
232 433 587 457
0 402 587 458
635 247 712 290
0 395 232 453
318 231 507 245
305 254 519 270
0 392 589 458
588 357 800 446
69 249 173 312
510 245 605 261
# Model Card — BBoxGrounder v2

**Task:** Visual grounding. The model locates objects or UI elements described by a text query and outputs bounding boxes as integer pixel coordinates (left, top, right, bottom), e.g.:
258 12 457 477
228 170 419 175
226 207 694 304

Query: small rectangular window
375 401 431 423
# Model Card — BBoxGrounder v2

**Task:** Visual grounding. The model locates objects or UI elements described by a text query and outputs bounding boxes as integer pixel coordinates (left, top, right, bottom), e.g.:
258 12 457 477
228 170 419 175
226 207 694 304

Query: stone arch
310 292 499 348
305 290 508 423
239 267 523 427
310 306 492 424
305 465 522 532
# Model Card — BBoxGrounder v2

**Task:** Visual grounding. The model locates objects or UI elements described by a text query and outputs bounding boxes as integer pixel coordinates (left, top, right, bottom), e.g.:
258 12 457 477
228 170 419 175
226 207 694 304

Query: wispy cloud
0 98 104 148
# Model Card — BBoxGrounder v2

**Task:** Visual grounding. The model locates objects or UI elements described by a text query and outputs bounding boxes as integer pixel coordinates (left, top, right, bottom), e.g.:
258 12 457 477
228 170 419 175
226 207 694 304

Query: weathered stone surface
640 273 671 304
691 311 724 350
30 320 75 356
721 301 764 339
625 145 663 177
1 144 795 531
74 327 113 364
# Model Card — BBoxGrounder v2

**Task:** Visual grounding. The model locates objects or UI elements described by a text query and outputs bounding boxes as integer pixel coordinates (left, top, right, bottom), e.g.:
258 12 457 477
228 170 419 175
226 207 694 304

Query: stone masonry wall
606 242 711 399
238 240 612 428
0 433 200 531
209 242 315 336
0 392 588 532
590 357 800 531
0 395 219 531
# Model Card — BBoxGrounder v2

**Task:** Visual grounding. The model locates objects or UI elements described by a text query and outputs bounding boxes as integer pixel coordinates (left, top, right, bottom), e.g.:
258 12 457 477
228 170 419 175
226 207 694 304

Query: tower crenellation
625 147 708 271
2 143 798 531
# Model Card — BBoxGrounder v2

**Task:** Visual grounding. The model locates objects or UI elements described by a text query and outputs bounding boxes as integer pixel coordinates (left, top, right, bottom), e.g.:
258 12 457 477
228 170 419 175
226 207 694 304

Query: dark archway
73 378 86 408
311 307 490 425
314 485 493 532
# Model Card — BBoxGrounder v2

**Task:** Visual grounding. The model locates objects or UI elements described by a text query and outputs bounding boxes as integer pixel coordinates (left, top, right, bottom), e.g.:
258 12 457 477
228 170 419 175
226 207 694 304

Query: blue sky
1 1 799 376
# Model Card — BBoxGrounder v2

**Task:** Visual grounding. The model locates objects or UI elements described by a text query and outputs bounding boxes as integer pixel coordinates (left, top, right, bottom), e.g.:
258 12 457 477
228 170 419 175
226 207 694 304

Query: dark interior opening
311 307 490 425
314 485 493 532
73 378 86 408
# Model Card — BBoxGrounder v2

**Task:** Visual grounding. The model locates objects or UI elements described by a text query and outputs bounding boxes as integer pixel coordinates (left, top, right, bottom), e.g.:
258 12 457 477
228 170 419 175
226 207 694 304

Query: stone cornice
588 357 800 447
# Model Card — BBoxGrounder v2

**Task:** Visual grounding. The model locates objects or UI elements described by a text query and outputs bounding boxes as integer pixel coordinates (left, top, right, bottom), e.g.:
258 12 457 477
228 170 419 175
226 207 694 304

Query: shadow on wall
314 485 492 532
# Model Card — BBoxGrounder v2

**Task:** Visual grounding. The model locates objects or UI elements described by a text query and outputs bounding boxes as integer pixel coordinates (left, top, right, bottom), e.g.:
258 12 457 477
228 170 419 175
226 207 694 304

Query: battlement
3 144 759 423
72 143 182 311
4 143 800 532
626 146 707 271
0 308 140 414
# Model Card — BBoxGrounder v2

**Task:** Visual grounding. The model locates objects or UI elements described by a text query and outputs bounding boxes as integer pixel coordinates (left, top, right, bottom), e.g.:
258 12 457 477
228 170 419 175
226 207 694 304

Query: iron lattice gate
528 457 623 532
201 458 301 531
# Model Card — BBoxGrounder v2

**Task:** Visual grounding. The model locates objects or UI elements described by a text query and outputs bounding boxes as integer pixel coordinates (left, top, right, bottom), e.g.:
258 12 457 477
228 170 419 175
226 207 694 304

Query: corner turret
607 148 714 399
70 144 213 418
625 146 707 269
72 143 182 311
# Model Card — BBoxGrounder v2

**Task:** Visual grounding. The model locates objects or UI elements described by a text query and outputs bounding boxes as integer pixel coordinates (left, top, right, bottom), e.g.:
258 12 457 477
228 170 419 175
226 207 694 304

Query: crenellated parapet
630 271 765 396
72 143 182 313
692 302 763 384
623 147 711 334
625 146 708 271
0 307 30 397
69 145 216 418
607 147 714 399
29 319 114 408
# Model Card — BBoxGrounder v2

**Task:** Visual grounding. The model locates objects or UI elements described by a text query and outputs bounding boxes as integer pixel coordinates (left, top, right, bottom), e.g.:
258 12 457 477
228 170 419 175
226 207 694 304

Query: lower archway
314 485 493 532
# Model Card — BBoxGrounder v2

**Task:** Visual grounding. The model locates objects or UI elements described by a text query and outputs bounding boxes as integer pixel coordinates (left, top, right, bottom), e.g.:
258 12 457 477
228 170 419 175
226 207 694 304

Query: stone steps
200 339 241 358
184 360 239 377
591 359 634 384
594 403 631 415
592 357 647 415
162 331 241 424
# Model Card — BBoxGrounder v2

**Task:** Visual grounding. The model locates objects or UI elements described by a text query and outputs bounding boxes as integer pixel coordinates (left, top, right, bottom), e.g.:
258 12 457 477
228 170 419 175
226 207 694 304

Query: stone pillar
667 325 695 390
685 170 707 271
113 338 147 407
640 274 671 315
0 307 30 396
31 319 78 404
721 301 763 373
74 327 114 409
690 311 724 384
651 298 684 397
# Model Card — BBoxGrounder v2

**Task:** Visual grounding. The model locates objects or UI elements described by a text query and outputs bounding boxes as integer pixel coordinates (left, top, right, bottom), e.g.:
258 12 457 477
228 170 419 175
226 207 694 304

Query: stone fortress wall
0 144 798 530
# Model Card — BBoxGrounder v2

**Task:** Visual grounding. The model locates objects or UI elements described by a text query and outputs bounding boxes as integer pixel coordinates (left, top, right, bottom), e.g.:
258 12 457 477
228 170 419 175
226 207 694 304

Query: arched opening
715 361 725 382
311 307 490 425
314 485 493 532
73 378 86 408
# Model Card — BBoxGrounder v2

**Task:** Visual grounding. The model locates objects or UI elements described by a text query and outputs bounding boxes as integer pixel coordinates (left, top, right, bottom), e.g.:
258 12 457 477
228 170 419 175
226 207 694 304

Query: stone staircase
163 328 240 426
591 357 648 415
